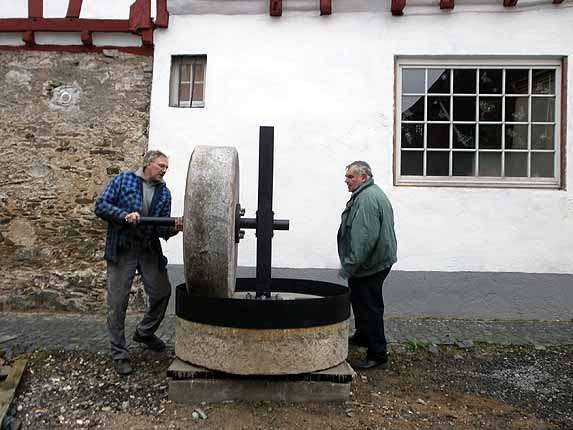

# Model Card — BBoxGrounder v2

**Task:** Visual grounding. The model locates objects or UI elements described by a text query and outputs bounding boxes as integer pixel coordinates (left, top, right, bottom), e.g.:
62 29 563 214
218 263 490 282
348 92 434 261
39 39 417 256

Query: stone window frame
169 55 207 108
395 56 564 189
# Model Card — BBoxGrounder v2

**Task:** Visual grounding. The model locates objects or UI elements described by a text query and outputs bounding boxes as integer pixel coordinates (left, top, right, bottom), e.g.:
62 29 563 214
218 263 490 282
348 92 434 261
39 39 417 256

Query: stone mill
141 126 353 402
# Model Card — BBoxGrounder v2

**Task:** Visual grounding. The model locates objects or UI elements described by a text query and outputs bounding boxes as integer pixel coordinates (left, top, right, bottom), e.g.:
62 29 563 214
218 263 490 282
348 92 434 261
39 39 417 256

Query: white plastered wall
150 3 573 274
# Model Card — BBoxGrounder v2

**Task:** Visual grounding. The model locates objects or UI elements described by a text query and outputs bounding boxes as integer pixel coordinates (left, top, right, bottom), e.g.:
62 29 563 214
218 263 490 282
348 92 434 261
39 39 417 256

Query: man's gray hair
346 161 373 178
143 150 168 167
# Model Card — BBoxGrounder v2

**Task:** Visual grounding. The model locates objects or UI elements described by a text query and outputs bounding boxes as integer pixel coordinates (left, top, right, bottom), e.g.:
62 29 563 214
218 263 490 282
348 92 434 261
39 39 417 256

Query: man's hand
174 217 183 232
125 212 140 224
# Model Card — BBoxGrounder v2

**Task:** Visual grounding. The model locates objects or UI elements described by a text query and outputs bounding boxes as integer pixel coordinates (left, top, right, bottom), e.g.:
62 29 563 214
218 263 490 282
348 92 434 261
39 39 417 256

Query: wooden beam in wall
22 31 35 45
155 0 169 28
128 0 153 33
270 0 282 16
440 0 455 9
66 0 83 18
503 0 518 6
391 0 406 16
28 0 43 18
320 0 332 15
80 30 92 46
0 19 130 32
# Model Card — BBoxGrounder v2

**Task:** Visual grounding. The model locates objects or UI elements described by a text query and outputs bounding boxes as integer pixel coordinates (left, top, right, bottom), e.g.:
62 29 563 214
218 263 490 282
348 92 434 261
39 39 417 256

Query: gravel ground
2 343 572 430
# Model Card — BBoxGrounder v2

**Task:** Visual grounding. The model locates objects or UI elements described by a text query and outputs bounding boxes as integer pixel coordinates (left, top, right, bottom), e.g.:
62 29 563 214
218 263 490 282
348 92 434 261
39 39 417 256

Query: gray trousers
106 248 171 361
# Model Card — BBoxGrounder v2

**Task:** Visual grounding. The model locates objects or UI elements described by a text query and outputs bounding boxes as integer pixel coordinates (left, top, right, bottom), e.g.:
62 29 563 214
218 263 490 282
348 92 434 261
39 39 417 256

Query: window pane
401 152 423 176
531 97 555 122
428 69 450 94
531 124 554 150
428 96 450 121
505 69 529 94
453 97 476 121
505 97 529 122
427 151 449 176
179 83 190 102
505 125 528 150
453 69 476 94
479 97 502 121
531 152 554 178
427 124 450 148
453 124 475 149
194 63 205 81
479 125 502 149
401 123 424 148
402 69 425 93
192 83 204 102
532 69 555 95
479 69 502 94
453 152 475 176
479 152 501 176
505 152 528 177
180 64 192 82
402 96 425 121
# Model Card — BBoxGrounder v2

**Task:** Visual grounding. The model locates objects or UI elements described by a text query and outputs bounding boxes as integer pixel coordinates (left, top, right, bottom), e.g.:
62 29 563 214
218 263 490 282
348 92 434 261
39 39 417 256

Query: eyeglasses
152 161 169 171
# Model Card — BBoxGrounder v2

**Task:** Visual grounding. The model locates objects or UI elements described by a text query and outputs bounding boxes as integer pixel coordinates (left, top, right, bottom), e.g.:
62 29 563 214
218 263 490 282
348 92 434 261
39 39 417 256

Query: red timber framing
392 0 564 15
0 0 169 55
269 0 332 16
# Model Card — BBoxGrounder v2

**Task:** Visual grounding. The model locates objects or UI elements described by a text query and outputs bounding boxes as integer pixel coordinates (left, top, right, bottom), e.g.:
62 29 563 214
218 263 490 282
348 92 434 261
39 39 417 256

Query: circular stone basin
175 278 350 375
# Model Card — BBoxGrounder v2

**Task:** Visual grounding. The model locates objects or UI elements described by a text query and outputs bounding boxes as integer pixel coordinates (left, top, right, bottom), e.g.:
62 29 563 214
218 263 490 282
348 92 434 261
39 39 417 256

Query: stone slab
168 359 354 403
175 317 349 375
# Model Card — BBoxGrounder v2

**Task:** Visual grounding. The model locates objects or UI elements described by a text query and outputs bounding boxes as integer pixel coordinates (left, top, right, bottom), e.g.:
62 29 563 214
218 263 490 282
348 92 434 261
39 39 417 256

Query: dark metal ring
176 278 349 329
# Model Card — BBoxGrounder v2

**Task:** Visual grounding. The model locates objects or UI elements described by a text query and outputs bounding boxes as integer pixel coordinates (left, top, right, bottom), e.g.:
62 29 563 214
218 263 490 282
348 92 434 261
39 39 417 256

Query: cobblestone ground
1 312 572 359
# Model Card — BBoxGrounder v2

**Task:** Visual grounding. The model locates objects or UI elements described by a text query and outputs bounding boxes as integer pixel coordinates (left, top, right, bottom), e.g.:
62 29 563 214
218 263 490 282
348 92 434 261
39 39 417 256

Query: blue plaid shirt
95 171 176 268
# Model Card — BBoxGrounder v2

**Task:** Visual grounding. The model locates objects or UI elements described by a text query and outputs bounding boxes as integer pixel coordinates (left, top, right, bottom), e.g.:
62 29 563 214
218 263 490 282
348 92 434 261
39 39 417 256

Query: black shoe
113 359 133 376
133 331 166 352
354 355 388 370
348 334 368 347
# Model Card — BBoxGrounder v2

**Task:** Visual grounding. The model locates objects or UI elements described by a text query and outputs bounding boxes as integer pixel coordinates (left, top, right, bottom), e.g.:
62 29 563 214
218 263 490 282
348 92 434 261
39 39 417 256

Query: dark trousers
106 248 171 361
348 266 392 359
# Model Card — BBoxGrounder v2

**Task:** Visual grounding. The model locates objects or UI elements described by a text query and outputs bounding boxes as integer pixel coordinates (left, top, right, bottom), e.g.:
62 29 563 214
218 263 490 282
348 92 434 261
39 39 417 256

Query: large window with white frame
396 58 562 188
169 55 206 108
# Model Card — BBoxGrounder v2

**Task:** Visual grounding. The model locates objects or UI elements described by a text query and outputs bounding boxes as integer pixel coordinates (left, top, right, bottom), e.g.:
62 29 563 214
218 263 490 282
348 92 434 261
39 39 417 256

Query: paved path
1 312 572 359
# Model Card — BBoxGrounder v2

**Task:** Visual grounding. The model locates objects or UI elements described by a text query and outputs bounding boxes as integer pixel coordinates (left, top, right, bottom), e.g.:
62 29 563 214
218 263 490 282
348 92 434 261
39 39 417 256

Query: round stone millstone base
175 317 349 375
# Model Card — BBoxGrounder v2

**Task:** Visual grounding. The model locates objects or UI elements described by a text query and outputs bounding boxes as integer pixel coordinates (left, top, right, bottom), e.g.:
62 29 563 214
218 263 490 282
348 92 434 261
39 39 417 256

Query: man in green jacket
337 161 397 369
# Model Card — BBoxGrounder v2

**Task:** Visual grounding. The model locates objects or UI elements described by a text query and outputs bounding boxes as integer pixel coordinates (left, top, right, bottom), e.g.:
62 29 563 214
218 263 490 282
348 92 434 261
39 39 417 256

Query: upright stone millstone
175 138 350 377
183 146 239 298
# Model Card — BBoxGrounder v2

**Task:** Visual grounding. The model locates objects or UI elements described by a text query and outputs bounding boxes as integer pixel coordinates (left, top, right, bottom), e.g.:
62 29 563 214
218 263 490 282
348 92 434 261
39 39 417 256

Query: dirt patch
3 344 572 429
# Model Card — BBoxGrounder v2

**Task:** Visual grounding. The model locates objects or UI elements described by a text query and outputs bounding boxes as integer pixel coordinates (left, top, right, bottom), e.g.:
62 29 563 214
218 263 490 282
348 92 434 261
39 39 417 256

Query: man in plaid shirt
95 150 182 376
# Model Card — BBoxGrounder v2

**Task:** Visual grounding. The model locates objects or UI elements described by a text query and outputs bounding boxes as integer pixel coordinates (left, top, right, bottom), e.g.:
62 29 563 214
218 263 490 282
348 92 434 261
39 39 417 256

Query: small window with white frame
395 57 562 188
170 55 206 108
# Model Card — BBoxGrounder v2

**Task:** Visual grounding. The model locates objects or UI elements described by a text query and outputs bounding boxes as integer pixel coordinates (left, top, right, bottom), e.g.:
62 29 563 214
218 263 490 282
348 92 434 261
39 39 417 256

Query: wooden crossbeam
129 0 153 32
22 30 35 45
155 0 169 28
320 0 332 15
270 0 282 16
391 0 406 16
81 30 92 46
66 0 83 18
28 0 43 18
553 0 564 3
440 0 455 9
0 18 130 32
503 0 518 6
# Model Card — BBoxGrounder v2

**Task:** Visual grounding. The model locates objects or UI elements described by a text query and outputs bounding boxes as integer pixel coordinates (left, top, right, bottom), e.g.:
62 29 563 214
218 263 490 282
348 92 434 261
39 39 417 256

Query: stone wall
0 49 153 313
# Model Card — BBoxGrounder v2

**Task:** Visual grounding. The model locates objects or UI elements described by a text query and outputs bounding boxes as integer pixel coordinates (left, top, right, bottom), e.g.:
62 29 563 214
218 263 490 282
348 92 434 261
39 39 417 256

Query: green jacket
337 179 397 278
